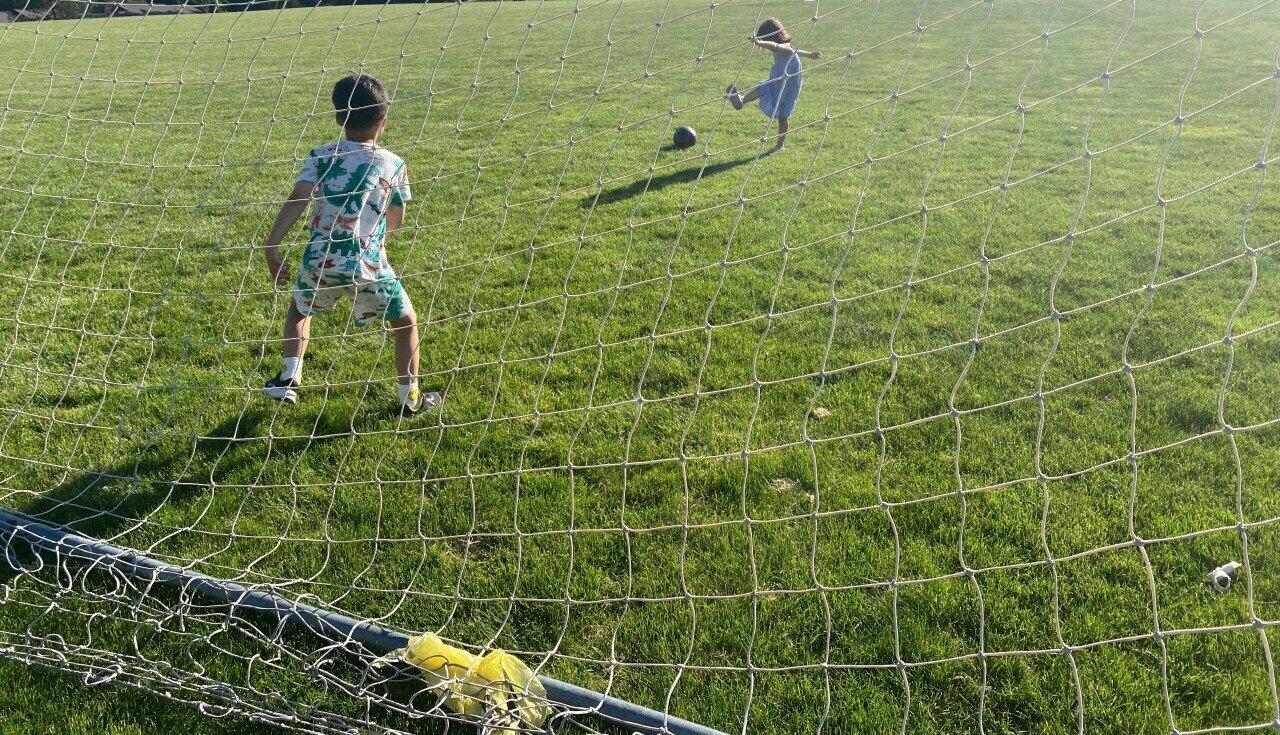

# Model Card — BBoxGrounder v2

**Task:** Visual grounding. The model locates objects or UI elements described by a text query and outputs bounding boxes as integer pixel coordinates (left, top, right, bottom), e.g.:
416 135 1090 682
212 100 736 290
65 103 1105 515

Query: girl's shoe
725 85 744 110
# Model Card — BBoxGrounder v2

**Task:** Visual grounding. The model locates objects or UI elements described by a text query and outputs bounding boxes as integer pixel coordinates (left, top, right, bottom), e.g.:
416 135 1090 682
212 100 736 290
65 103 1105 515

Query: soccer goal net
1 0 1279 733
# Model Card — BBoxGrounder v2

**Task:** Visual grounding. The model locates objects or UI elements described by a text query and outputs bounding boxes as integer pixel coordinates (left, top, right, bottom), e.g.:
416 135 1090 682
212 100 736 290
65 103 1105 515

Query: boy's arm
797 48 822 59
385 204 405 234
263 180 314 286
385 161 410 235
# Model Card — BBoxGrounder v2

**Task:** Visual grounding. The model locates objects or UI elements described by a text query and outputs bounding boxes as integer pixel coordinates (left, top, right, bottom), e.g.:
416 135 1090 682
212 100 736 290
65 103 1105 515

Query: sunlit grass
1 1 1279 733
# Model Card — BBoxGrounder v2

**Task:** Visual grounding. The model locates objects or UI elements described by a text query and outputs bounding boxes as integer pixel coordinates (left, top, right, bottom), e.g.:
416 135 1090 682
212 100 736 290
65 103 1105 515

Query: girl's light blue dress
758 51 802 119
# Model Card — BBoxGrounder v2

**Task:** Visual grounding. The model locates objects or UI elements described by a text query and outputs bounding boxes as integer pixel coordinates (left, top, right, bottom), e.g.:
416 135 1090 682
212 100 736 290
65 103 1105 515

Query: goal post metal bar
0 508 727 735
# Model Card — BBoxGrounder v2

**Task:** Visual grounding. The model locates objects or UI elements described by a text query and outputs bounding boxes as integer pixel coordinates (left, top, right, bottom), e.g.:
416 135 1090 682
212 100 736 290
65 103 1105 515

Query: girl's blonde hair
756 18 791 43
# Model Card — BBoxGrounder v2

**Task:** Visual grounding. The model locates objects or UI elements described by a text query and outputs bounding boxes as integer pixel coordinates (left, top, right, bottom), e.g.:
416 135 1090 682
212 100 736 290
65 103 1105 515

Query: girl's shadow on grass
581 153 758 208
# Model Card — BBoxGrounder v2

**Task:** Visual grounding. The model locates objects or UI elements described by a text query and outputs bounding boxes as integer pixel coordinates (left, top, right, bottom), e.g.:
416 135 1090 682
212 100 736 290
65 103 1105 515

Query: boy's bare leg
265 300 309 402
389 311 419 386
741 85 761 104
774 115 789 151
390 310 438 413
282 300 311 360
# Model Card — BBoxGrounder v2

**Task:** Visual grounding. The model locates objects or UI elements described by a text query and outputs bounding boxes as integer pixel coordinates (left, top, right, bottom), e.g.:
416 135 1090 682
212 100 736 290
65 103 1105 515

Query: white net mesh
1 0 1280 733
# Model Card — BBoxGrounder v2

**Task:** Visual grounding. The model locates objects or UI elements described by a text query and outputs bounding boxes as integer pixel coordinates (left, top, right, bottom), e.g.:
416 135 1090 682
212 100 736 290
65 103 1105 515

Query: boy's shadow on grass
1 410 275 586
1 399 384 588
582 153 758 208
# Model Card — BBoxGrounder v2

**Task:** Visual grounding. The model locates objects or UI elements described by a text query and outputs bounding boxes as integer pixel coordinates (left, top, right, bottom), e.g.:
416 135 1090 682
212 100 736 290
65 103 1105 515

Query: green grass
1 0 1280 732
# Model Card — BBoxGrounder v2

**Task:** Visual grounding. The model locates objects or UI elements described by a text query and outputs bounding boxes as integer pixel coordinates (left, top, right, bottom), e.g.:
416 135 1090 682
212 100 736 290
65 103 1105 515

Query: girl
726 18 822 153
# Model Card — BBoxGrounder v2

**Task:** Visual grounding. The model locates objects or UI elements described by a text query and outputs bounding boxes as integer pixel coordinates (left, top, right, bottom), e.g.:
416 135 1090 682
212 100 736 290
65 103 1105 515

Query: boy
261 73 438 415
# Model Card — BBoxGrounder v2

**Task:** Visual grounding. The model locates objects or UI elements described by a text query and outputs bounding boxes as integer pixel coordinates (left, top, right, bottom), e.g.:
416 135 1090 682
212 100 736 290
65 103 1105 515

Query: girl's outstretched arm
748 37 823 59
749 36 787 52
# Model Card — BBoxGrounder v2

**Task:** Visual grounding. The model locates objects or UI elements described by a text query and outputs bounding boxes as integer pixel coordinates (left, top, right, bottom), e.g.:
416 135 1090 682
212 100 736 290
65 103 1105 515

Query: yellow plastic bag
471 649 551 734
378 633 550 732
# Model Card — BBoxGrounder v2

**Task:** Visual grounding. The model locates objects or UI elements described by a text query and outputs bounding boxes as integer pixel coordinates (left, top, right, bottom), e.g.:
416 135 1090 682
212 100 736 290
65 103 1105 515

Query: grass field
1 0 1280 732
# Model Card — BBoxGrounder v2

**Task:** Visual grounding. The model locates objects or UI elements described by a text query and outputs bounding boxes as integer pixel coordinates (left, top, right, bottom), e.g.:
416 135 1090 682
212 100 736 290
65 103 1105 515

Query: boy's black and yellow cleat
399 386 442 417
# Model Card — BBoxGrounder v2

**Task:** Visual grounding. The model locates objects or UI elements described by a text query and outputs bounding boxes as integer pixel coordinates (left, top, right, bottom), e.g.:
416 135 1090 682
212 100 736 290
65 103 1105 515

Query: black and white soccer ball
673 125 698 150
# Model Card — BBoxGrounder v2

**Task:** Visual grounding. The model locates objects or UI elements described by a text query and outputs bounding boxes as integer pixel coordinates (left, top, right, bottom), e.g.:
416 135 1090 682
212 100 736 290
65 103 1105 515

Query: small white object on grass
1209 561 1242 591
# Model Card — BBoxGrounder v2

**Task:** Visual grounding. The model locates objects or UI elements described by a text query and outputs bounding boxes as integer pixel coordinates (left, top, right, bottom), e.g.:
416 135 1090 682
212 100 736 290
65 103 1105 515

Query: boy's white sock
281 357 302 382
397 380 419 404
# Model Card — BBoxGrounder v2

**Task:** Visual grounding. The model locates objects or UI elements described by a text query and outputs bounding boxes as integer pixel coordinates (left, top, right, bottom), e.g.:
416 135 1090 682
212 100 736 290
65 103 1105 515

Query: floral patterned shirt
295 139 411 280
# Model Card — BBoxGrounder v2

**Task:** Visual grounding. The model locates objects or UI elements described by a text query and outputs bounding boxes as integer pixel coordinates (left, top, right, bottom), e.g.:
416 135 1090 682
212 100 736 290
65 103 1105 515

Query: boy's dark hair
756 18 790 43
332 74 388 129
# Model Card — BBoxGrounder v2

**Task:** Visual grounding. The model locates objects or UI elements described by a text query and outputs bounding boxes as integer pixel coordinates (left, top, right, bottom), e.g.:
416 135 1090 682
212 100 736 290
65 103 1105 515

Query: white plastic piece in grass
1209 561 1242 591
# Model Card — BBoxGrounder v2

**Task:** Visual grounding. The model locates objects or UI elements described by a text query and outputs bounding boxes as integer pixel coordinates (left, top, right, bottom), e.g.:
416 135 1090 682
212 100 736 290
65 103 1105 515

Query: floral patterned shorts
293 268 412 326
